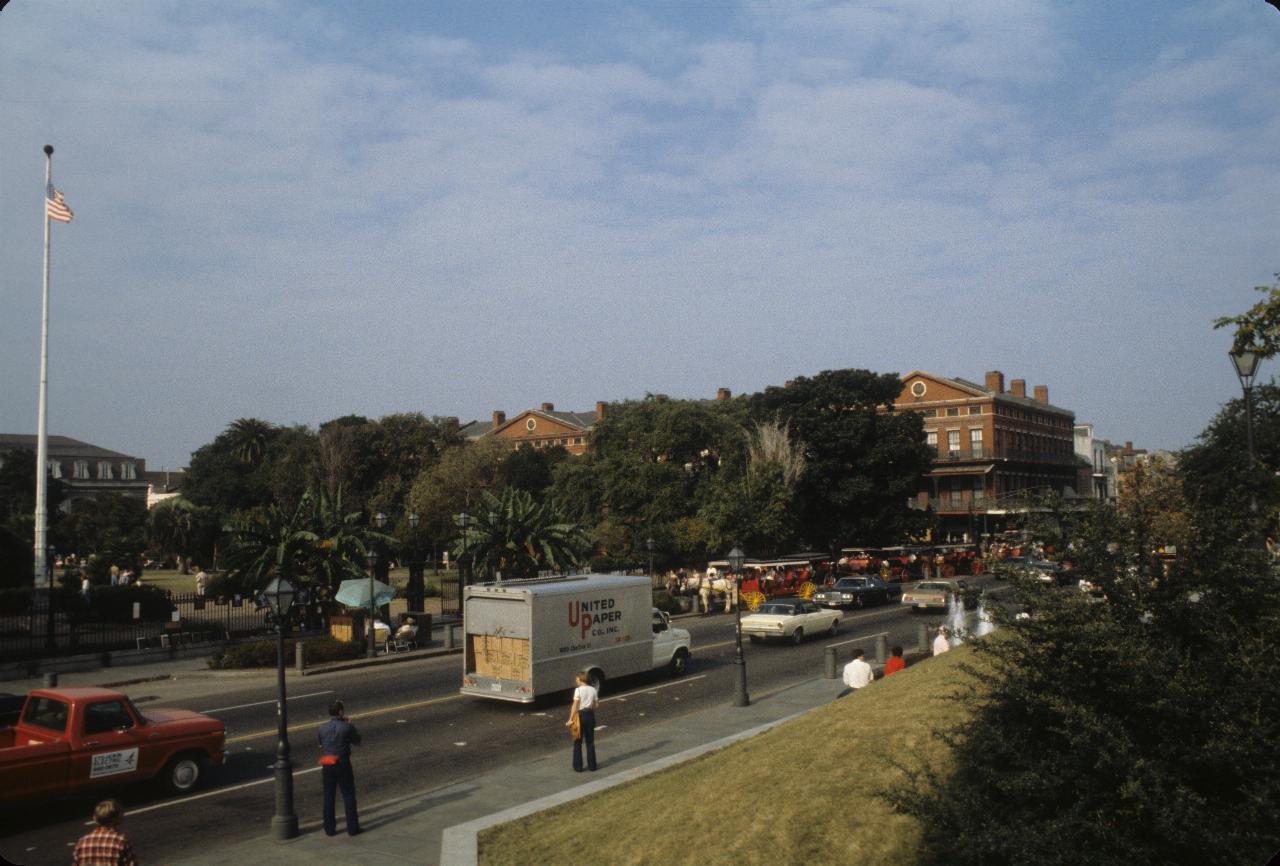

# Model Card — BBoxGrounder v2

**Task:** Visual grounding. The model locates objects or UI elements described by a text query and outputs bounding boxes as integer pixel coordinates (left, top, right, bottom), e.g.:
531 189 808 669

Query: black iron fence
0 590 283 663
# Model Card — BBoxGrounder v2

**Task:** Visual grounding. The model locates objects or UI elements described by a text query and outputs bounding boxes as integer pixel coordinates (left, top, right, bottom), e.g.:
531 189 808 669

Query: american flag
45 182 73 223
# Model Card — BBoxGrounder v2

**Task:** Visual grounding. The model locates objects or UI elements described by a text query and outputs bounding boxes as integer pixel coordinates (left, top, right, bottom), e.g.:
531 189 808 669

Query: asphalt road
0 577 1006 866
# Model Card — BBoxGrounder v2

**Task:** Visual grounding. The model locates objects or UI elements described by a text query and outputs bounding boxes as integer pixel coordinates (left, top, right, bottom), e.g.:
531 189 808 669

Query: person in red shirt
73 799 137 866
883 645 906 676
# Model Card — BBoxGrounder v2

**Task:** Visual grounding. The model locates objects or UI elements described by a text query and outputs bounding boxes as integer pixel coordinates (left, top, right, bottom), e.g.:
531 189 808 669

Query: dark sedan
813 576 903 609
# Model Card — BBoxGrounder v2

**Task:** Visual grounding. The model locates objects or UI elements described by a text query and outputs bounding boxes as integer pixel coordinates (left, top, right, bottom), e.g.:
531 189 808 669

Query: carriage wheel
797 581 817 600
742 590 766 612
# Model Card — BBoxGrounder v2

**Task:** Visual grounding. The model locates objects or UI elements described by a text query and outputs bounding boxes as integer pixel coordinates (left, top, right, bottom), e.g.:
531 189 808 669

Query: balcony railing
934 446 1076 465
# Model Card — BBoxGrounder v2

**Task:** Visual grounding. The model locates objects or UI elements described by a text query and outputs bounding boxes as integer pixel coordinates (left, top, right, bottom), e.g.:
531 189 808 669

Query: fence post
295 640 305 673
875 634 887 664
42 672 58 688
444 623 454 650
917 623 928 655
824 645 838 679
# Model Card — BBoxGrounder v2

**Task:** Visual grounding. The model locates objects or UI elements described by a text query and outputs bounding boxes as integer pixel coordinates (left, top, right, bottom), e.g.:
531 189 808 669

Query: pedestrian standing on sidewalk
840 648 874 697
566 671 598 771
933 626 951 656
884 645 905 676
318 700 362 837
72 799 137 866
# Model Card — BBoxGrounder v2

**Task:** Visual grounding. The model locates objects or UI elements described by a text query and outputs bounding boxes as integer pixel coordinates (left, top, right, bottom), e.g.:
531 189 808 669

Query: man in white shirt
842 648 874 695
933 626 951 656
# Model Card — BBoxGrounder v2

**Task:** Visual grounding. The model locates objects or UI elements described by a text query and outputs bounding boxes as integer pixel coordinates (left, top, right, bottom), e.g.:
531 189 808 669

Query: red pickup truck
0 687 225 804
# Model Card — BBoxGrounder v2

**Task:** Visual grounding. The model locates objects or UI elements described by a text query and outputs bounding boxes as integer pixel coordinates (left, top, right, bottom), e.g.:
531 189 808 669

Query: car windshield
834 579 868 589
915 582 950 592
756 604 796 615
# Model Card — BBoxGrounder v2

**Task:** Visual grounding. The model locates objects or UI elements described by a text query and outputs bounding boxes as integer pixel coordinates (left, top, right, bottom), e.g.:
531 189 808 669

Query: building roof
901 371 1074 417
0 434 142 462
463 407 598 440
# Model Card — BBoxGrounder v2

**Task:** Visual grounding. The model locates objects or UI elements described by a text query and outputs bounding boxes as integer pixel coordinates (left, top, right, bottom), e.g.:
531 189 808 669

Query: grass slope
479 647 984 866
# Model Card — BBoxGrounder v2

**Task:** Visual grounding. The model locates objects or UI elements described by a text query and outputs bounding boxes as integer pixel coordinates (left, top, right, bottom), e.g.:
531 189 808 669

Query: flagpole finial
43 145 53 156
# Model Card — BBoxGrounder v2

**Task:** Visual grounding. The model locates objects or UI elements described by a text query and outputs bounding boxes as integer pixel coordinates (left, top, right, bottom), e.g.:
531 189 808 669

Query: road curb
298 645 462 676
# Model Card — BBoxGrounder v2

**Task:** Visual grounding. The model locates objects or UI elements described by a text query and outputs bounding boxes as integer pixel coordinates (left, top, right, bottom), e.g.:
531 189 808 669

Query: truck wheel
828 619 839 636
748 634 762 643
164 754 203 794
791 627 804 645
588 669 605 695
669 649 689 676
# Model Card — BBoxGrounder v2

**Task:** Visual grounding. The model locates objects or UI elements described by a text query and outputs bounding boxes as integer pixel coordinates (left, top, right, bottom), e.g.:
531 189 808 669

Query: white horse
683 572 738 613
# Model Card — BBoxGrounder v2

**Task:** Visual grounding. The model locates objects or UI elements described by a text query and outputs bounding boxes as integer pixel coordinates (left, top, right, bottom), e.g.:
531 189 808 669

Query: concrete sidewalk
169 674 849 866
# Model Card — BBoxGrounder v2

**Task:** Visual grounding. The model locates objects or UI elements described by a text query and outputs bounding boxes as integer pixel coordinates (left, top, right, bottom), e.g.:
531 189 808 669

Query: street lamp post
407 511 422 611
455 512 472 585
1230 348 1263 517
488 510 498 581
727 545 749 707
646 536 654 582
265 573 298 840
364 548 379 659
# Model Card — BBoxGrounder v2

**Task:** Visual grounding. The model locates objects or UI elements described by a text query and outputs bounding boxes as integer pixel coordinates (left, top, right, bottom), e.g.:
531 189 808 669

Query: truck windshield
23 697 70 734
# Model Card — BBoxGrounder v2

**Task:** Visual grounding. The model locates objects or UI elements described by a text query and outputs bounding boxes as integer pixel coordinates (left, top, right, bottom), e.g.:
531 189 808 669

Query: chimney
716 387 731 402
541 402 555 412
1033 385 1048 404
1010 379 1026 398
595 401 608 420
984 371 1004 393
1125 441 1133 452
491 410 506 429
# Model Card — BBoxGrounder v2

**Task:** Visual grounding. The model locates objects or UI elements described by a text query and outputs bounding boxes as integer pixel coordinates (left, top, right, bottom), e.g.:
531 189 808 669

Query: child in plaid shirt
72 799 137 866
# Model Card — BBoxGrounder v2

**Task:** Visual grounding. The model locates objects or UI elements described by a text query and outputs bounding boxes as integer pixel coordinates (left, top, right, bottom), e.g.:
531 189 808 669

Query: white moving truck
461 574 692 703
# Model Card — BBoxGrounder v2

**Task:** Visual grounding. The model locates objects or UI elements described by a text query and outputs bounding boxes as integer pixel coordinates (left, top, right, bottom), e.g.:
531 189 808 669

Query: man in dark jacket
317 699 362 836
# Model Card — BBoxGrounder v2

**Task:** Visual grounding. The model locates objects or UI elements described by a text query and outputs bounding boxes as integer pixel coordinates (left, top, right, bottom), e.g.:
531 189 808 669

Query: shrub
0 587 32 616
207 635 364 669
82 585 175 623
651 589 683 615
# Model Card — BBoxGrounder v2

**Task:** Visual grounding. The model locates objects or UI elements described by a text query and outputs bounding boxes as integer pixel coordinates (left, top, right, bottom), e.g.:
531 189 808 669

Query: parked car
901 579 971 612
740 598 840 645
813 576 902 609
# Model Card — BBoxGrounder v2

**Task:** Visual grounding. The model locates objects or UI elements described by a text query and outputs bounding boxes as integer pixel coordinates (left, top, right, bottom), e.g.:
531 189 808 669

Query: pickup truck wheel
791 627 804 646
669 648 690 676
164 754 203 794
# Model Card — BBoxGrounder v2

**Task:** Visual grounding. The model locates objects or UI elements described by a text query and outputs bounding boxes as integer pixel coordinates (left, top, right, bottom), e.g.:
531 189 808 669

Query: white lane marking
200 690 334 714
599 674 706 703
84 766 325 822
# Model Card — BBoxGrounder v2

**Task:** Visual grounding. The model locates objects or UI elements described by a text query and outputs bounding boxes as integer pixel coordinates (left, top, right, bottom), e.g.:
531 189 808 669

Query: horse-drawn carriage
840 544 984 581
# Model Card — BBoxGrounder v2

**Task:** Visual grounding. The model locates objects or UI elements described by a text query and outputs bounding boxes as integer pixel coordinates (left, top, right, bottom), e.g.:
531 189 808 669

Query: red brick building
894 370 1081 539
460 402 608 455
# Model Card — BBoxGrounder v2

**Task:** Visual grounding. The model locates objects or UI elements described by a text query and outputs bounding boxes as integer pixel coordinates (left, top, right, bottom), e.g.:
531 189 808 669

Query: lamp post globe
264 572 298 840
726 545 749 707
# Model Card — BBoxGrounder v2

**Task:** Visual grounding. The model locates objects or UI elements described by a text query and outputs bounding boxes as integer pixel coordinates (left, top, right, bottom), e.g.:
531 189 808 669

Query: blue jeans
322 758 360 835
572 709 597 771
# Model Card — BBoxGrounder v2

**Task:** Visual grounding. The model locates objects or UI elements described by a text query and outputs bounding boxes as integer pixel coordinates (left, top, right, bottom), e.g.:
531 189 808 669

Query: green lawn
479 647 983 866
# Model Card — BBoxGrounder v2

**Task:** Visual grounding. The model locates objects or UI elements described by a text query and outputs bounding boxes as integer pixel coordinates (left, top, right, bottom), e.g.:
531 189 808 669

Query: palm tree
148 496 197 573
221 494 318 594
305 487 393 591
226 418 276 467
458 487 592 580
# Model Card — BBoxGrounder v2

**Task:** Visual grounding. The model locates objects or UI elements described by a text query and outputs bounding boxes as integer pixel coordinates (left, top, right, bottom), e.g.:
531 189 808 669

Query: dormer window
97 461 113 480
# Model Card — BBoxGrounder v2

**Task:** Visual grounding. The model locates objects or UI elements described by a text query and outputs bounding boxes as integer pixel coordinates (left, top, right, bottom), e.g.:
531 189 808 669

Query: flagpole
33 145 53 589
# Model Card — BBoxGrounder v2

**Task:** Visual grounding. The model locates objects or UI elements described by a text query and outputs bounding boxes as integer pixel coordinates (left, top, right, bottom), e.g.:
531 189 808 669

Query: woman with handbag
565 671 598 772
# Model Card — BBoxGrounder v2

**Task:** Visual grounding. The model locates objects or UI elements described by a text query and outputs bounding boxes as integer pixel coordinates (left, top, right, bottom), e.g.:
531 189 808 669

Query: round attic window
526 418 537 431
910 381 927 397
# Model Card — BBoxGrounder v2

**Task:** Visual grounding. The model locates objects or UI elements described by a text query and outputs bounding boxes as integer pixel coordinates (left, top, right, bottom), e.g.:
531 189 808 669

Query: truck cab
652 609 691 675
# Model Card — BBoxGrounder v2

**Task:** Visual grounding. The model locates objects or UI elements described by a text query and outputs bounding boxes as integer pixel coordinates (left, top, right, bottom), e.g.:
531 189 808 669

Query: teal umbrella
335 578 396 609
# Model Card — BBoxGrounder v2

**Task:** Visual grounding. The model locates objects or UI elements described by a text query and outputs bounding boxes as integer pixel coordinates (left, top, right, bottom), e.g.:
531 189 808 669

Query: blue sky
1 0 1278 471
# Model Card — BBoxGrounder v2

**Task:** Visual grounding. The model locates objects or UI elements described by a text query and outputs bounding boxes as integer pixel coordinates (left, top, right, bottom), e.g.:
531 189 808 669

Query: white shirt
933 633 951 656
843 658 873 689
574 683 598 711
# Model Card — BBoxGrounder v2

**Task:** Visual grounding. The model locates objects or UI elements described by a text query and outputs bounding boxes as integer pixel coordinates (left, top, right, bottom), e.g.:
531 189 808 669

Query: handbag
568 712 581 740
319 755 339 766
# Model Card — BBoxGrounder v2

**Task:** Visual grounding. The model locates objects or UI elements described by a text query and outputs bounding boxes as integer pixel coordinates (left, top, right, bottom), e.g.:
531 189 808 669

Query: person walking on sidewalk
884 645 905 676
318 700 362 837
840 648 874 697
566 671 599 772
72 799 137 866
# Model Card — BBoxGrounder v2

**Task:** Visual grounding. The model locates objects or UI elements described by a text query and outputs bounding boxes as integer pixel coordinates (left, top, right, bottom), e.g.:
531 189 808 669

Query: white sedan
740 598 841 645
